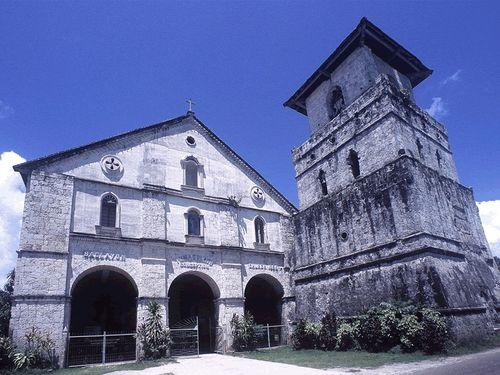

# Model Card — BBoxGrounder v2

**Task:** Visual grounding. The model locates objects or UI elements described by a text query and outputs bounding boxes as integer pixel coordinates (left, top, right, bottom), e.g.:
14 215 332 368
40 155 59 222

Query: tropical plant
230 312 257 352
291 319 320 350
336 322 356 351
0 270 15 336
398 314 423 353
318 313 337 351
421 308 448 354
137 301 172 359
0 336 14 369
13 327 55 369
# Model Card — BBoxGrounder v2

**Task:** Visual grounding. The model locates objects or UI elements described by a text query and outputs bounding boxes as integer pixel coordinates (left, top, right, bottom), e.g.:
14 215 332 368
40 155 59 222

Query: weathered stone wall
291 156 498 342
294 77 457 210
305 46 414 134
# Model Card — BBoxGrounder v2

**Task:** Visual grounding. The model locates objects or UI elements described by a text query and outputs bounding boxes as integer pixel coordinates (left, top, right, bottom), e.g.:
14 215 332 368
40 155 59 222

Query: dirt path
107 347 500 375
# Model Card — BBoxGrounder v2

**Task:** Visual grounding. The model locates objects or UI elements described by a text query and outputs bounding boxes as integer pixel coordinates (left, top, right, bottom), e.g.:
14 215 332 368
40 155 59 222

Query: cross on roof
186 98 196 113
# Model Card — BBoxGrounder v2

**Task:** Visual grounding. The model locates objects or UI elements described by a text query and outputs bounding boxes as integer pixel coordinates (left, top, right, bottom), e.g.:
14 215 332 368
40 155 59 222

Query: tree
0 270 15 336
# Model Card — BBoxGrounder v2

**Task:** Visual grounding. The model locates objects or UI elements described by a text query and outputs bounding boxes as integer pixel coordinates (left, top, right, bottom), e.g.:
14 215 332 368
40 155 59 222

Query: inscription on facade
83 251 126 261
249 264 283 271
177 254 214 269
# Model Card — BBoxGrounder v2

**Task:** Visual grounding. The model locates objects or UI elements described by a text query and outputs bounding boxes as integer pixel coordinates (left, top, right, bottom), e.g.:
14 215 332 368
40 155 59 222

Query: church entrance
244 275 283 325
168 273 218 354
68 268 137 366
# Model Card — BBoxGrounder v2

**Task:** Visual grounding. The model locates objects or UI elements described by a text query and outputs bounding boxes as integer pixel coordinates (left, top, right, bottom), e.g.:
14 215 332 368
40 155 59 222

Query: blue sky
0 1 499 280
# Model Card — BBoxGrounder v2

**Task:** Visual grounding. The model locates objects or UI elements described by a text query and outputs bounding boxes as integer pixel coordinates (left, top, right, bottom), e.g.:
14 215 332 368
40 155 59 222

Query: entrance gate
169 317 200 357
66 332 136 366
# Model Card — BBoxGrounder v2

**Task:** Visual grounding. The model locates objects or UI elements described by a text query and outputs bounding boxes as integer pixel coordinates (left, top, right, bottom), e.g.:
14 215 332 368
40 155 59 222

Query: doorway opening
168 273 218 353
244 275 283 325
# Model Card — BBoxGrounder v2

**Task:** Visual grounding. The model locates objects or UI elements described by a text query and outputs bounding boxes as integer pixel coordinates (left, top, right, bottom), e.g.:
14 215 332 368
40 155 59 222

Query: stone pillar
215 297 244 351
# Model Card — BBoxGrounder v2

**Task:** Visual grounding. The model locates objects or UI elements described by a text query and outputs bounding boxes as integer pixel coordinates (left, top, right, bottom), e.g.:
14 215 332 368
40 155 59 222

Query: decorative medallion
251 186 264 202
100 155 123 174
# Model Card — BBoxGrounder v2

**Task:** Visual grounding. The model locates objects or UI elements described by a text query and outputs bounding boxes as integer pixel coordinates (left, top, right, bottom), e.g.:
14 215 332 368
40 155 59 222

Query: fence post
102 331 106 364
196 317 200 357
267 324 271 348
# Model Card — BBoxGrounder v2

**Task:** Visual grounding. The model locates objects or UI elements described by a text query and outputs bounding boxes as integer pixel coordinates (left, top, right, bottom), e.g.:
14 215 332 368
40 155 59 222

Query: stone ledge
294 246 465 285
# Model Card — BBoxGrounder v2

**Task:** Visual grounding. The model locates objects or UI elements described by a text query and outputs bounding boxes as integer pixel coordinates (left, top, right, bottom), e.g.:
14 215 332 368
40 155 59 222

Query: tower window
254 217 265 244
100 194 118 227
328 86 345 120
318 169 328 195
436 150 442 168
416 138 424 158
185 160 199 187
187 209 201 236
348 149 360 178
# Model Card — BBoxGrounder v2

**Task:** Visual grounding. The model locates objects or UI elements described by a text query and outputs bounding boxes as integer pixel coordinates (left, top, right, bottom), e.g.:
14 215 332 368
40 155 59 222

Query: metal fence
169 317 199 357
67 332 136 367
254 324 284 349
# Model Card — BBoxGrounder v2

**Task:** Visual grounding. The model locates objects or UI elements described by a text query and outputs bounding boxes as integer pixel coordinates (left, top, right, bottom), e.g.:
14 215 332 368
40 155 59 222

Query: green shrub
230 313 257 352
336 323 356 351
0 336 14 369
137 301 172 359
398 314 423 353
291 319 320 350
421 308 448 354
377 303 401 350
13 327 56 370
357 311 386 352
318 313 337 351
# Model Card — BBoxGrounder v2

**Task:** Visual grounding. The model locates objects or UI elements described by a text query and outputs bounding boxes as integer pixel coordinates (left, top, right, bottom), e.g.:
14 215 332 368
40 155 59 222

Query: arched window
254 217 265 244
185 160 199 187
318 169 328 195
348 149 360 178
328 86 344 120
100 194 117 227
436 150 442 168
187 209 201 236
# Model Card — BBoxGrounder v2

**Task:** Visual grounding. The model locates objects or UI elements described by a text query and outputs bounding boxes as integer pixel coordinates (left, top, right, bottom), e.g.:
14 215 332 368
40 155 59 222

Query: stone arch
69 265 138 335
167 271 221 353
70 265 138 296
244 274 284 325
168 270 220 299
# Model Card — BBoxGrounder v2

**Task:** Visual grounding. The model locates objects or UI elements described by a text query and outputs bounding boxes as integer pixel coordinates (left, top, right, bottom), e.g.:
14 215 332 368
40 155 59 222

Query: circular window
100 155 123 174
340 232 348 242
251 186 264 202
186 136 196 146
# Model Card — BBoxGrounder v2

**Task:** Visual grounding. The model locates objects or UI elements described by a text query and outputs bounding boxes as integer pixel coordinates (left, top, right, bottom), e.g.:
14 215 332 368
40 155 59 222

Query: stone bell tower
286 18 499 342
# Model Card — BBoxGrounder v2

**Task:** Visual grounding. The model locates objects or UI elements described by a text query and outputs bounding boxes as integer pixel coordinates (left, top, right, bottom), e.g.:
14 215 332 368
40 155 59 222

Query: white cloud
477 200 500 257
0 151 25 286
425 97 448 119
0 100 14 119
441 69 462 85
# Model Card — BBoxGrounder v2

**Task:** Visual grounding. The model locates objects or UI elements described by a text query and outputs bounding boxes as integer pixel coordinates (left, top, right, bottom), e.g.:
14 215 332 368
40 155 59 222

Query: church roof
13 113 297 214
284 17 433 115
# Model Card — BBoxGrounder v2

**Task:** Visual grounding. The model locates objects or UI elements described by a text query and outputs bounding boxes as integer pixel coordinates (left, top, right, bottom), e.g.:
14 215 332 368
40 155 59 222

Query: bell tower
287 18 499 342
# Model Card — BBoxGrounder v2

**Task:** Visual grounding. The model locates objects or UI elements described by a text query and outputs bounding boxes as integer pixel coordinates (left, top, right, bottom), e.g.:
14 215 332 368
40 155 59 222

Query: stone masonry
286 18 499 343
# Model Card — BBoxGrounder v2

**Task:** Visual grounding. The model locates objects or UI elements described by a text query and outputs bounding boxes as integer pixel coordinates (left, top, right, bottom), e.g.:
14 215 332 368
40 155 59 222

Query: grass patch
234 335 500 370
3 359 175 375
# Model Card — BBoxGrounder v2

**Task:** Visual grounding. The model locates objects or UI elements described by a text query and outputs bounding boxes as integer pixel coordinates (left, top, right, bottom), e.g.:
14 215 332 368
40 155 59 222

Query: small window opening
328 86 345 120
340 232 348 241
100 194 117 227
254 217 265 244
416 138 424 158
186 136 196 146
185 160 198 187
436 150 442 168
187 210 201 236
348 149 360 178
318 169 328 196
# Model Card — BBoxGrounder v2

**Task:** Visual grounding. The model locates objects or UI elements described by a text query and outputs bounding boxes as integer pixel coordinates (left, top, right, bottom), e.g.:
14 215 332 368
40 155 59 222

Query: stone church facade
9 18 499 366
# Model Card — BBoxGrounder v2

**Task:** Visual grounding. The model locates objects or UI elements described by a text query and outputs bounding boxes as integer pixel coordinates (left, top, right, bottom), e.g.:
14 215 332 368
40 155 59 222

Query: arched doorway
168 272 219 353
244 275 284 325
70 268 138 334
68 268 138 365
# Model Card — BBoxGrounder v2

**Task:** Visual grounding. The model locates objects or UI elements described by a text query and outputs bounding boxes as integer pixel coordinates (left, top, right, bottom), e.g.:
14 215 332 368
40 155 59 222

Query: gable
14 114 296 214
